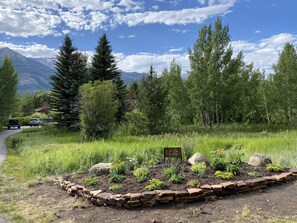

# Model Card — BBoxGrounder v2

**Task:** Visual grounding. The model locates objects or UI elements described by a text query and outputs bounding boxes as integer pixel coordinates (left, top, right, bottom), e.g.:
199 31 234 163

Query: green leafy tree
161 60 192 127
273 43 297 127
51 35 88 129
0 56 18 125
138 66 168 134
187 18 243 127
91 34 127 123
80 81 119 140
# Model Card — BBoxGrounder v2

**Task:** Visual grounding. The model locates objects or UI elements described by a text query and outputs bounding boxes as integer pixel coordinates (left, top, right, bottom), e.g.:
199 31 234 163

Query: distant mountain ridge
0 48 146 93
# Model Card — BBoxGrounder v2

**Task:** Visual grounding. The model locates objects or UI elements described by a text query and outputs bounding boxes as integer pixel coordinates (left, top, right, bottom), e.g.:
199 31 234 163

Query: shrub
145 178 166 191
163 165 179 179
110 162 126 175
227 145 244 166
108 174 125 183
266 164 283 172
109 184 123 192
169 174 184 184
226 164 242 176
211 149 227 171
214 171 234 180
248 172 262 177
186 179 200 188
133 167 150 182
85 177 100 186
191 162 206 177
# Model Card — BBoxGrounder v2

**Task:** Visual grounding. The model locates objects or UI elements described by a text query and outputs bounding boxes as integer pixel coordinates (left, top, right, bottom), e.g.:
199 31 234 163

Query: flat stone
130 193 143 200
220 182 235 189
124 200 142 208
263 176 277 182
235 181 247 187
201 184 212 190
174 190 189 197
245 178 267 187
275 172 292 182
142 191 157 198
90 190 102 197
156 196 174 202
289 168 297 174
187 188 204 196
211 185 223 192
96 192 112 201
156 190 176 196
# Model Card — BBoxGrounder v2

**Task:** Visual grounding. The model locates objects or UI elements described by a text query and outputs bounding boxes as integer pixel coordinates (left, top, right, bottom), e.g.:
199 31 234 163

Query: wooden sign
164 147 182 162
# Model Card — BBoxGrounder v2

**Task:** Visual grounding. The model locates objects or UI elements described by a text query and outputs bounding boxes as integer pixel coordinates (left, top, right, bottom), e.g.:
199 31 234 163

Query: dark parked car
7 119 21 129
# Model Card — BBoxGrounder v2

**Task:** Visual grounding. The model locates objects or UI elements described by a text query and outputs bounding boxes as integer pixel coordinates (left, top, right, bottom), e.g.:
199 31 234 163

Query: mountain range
0 47 146 94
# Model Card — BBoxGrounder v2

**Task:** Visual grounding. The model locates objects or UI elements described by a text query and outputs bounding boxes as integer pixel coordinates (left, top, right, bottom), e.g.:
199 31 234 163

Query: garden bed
65 162 287 194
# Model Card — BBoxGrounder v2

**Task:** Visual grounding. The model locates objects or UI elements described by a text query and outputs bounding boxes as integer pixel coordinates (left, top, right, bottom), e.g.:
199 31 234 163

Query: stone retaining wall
55 169 297 209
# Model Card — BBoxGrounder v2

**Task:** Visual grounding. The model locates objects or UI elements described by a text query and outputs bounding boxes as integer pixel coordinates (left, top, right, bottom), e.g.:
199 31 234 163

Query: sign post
163 147 182 163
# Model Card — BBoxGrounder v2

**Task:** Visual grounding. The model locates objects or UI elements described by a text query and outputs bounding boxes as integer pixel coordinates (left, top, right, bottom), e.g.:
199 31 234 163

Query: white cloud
115 0 236 26
172 28 190 33
254 30 261 34
115 52 189 74
232 33 297 73
198 0 206 5
0 0 237 37
169 47 184 52
0 42 58 58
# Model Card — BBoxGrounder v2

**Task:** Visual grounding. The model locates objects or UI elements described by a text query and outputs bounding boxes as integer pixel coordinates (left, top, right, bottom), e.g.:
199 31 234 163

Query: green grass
5 126 297 177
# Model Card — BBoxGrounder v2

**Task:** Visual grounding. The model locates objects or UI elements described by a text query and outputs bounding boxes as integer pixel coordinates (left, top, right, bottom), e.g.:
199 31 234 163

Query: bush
85 177 100 186
108 174 125 183
226 164 242 176
191 162 206 177
110 162 126 175
169 174 184 184
133 167 150 182
109 184 123 192
214 171 234 180
211 149 227 171
80 81 119 140
266 164 283 172
227 145 244 166
145 178 166 191
186 179 200 188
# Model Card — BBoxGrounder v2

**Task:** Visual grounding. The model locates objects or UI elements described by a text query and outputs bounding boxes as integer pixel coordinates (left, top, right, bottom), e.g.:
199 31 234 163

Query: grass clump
191 162 206 177
133 167 150 182
108 174 125 183
214 171 234 180
109 184 123 192
145 178 166 190
169 174 184 184
186 179 200 188
266 163 283 172
163 165 179 179
85 176 100 186
248 171 262 177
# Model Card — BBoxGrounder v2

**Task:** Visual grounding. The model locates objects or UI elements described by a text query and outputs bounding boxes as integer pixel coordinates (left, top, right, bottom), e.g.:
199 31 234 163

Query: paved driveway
0 129 22 165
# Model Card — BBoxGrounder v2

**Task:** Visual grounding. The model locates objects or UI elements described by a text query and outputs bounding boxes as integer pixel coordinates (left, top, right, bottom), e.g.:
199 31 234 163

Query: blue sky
0 0 296 74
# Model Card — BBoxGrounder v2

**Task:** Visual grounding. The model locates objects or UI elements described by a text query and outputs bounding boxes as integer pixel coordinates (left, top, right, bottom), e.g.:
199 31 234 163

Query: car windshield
30 119 39 121
9 119 19 124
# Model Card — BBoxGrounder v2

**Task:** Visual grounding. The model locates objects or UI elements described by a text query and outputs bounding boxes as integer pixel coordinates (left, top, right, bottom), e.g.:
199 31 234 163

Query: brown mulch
66 162 288 194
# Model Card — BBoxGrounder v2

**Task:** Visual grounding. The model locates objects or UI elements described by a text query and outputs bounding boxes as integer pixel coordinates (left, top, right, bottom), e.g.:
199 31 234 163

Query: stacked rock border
55 168 297 209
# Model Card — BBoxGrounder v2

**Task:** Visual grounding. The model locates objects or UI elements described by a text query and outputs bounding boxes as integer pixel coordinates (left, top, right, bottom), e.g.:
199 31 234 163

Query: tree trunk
263 94 270 125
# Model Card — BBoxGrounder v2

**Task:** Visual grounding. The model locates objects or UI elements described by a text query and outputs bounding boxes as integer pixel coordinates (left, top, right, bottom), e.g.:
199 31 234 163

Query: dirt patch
66 162 287 194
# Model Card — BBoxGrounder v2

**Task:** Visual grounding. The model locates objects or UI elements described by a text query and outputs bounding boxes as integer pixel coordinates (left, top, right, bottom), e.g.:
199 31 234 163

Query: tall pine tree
91 33 127 123
51 35 88 129
0 56 18 125
138 66 168 134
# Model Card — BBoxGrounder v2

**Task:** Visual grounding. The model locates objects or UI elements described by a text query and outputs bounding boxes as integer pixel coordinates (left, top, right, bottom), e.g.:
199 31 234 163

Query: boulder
89 163 112 176
248 153 272 166
187 152 207 165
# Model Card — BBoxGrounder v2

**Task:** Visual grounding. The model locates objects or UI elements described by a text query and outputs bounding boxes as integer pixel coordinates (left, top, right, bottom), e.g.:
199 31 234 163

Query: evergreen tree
161 60 192 127
51 35 88 129
273 43 297 127
187 18 243 127
138 66 168 134
91 33 127 123
0 56 18 125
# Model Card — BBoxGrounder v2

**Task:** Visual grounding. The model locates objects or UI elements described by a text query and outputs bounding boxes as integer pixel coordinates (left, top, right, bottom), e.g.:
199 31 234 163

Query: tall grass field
7 126 297 177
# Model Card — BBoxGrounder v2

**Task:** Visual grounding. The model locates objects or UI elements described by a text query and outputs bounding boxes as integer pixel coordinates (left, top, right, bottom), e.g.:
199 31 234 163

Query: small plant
109 184 123 192
266 163 283 172
126 156 138 170
214 171 234 180
145 178 166 191
191 162 207 177
226 164 242 176
110 162 126 175
163 165 179 179
169 174 184 184
186 179 200 188
108 174 125 183
85 177 100 186
248 171 262 177
133 167 150 182
227 145 244 166
211 148 227 171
